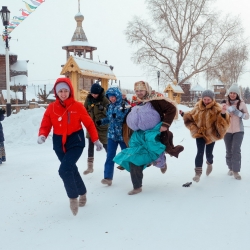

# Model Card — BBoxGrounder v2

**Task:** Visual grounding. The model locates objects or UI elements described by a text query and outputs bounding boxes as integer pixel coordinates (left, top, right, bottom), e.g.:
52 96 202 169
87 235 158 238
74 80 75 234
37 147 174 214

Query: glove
98 104 104 111
121 102 126 112
96 120 102 126
112 113 116 118
0 109 6 115
37 135 46 144
233 109 244 118
94 140 103 151
227 106 236 113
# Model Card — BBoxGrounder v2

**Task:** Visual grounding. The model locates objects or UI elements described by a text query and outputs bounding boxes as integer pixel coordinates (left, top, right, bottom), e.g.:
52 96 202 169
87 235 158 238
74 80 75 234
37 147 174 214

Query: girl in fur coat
179 90 230 183
223 84 249 180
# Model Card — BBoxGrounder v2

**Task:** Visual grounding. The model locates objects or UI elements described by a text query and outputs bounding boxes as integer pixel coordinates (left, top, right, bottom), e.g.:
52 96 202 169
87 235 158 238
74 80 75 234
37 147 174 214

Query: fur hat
91 83 102 94
201 90 215 100
55 82 70 94
228 84 240 96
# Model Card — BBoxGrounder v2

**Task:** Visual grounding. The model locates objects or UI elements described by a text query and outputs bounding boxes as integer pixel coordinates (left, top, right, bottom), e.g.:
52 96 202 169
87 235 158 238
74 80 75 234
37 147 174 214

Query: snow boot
206 161 213 176
193 167 202 182
117 165 125 170
83 157 94 175
233 172 241 180
128 187 142 195
79 193 87 207
228 170 233 176
160 163 167 174
69 198 78 216
101 178 112 186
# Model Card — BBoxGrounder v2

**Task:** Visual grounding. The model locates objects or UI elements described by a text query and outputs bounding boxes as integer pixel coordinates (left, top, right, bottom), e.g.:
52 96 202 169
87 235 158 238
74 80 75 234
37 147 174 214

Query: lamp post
0 6 11 116
157 71 160 92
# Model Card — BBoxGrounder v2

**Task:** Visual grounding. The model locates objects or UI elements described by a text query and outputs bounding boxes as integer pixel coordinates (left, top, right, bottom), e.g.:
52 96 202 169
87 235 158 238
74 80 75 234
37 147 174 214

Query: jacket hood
53 77 75 100
106 87 122 104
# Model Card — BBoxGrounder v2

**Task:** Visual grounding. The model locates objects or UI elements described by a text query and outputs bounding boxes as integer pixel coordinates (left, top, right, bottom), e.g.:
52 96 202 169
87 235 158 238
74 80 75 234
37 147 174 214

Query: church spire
62 0 97 60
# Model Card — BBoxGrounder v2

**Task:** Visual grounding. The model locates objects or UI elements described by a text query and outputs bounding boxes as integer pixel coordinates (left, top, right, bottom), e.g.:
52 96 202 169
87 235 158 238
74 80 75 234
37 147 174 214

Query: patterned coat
183 99 230 144
100 87 129 142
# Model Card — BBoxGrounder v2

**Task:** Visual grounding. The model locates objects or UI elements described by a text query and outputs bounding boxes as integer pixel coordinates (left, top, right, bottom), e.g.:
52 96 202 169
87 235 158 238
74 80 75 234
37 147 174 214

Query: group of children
37 78 249 215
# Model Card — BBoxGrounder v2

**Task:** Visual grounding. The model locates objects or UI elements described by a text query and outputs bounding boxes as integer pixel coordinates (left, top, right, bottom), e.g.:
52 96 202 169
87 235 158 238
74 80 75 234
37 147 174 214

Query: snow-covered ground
1 105 250 250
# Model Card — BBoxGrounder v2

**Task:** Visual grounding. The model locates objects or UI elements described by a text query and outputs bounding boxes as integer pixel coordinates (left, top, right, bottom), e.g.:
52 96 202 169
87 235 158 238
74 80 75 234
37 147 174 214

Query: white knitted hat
55 82 70 94
228 84 240 96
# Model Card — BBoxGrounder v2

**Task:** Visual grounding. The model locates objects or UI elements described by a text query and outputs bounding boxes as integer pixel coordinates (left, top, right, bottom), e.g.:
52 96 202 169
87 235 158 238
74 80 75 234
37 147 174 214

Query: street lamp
0 6 11 116
157 71 160 92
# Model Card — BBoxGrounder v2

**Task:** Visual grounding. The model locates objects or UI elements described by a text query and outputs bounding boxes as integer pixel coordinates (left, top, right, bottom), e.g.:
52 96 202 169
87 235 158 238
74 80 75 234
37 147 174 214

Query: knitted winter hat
91 83 102 94
228 84 240 96
55 82 70 94
201 90 215 100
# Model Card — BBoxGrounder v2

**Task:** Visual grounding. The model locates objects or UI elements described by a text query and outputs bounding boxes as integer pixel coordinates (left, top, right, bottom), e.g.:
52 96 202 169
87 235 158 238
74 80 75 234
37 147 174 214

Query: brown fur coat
183 99 230 144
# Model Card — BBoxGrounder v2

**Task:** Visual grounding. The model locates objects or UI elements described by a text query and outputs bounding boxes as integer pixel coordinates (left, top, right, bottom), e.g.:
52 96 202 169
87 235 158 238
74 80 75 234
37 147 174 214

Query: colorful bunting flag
6 0 45 34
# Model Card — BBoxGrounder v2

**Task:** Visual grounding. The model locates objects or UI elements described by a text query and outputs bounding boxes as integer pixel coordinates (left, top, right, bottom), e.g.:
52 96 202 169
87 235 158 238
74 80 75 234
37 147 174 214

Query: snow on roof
10 60 28 71
73 56 116 79
10 75 28 86
1 90 16 100
75 12 84 18
211 80 224 86
0 38 18 56
169 83 185 93
190 83 205 92
63 40 96 48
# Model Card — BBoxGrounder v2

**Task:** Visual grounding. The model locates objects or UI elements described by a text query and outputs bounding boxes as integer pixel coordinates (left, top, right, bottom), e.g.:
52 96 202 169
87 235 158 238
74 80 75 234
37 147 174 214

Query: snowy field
0 105 250 250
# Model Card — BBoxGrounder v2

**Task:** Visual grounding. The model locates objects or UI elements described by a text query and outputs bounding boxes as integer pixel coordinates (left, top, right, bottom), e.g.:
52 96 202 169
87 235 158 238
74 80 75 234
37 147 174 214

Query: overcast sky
4 0 250 90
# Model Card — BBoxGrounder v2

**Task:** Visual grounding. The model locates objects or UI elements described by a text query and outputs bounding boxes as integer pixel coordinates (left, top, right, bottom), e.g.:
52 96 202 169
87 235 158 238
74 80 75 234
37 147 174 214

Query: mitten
96 120 102 126
37 135 46 144
121 102 126 112
94 140 103 151
233 109 244 118
112 113 116 118
227 106 236 113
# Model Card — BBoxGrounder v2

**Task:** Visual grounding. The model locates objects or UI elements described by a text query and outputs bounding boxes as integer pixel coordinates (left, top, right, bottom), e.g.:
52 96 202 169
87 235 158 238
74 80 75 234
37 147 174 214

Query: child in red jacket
37 78 103 215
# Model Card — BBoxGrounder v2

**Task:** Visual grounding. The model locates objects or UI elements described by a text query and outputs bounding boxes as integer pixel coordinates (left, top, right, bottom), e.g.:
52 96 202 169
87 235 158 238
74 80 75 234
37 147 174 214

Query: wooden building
0 39 28 105
212 80 226 102
61 3 116 103
163 79 184 104
60 56 116 103
179 81 191 101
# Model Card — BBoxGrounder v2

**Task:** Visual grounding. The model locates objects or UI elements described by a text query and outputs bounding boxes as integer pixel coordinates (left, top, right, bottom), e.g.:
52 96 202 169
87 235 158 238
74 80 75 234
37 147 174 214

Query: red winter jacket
38 78 98 152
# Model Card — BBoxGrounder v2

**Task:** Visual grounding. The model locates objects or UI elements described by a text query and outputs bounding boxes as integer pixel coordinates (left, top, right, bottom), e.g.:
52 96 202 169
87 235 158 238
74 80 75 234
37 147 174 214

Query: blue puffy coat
100 87 129 141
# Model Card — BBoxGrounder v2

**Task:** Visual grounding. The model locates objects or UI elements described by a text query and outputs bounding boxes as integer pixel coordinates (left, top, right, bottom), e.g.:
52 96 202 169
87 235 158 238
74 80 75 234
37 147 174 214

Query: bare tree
125 0 246 87
38 85 50 103
207 43 248 89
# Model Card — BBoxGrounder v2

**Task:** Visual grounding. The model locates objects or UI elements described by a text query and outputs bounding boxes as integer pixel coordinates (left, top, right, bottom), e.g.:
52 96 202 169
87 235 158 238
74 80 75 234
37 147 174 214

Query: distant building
190 83 205 102
212 80 226 102
0 39 29 104
163 79 184 104
179 81 191 101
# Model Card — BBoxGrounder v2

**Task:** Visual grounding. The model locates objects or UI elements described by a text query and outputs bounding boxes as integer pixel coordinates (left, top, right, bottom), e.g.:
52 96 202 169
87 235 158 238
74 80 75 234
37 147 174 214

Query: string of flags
7 0 45 34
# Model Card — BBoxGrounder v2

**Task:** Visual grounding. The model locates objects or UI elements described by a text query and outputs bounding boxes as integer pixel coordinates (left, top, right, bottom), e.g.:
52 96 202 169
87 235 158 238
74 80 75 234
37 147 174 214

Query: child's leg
104 139 118 180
